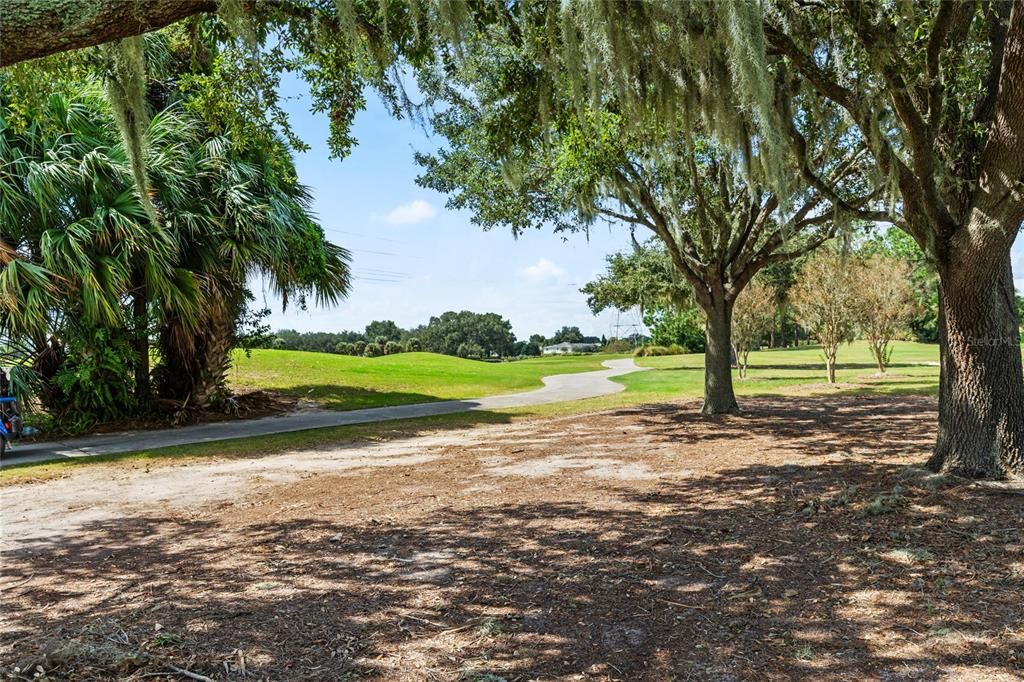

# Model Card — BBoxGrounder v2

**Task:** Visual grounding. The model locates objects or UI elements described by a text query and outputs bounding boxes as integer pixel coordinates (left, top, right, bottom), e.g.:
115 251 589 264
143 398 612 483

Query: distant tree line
265 313 605 360
585 230 943 382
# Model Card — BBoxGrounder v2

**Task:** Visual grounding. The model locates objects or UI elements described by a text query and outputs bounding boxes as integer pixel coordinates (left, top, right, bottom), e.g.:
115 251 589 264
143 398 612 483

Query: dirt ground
1 395 1022 681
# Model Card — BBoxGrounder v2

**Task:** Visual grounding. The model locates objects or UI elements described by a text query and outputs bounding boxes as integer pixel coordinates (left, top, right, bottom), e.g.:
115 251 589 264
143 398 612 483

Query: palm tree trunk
131 270 150 403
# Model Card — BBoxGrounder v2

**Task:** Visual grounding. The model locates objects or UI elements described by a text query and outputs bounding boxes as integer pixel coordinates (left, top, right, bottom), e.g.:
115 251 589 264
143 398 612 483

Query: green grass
2 341 941 481
227 350 620 409
624 340 941 401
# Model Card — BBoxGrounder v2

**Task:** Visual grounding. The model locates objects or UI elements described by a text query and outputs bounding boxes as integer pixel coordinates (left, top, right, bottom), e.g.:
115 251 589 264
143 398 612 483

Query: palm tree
155 130 351 404
1 83 350 422
0 86 200 418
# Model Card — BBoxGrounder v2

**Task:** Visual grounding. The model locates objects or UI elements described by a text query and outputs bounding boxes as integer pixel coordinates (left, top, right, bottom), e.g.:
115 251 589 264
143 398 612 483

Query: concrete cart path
2 358 648 467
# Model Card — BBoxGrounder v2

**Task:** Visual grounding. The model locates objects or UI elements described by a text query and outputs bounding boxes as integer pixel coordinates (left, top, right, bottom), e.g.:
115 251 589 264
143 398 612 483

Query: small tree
731 281 776 379
334 341 353 355
352 340 366 357
790 252 858 384
363 342 383 358
405 337 422 352
384 340 403 355
854 255 921 373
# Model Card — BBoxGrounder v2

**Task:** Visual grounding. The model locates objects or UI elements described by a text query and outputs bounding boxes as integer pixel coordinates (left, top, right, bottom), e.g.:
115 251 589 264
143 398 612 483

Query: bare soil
1 395 1022 681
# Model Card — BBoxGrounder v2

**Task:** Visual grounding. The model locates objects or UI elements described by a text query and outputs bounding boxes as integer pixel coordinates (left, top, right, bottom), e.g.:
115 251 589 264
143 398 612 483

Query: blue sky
253 76 640 340
257 75 1024 339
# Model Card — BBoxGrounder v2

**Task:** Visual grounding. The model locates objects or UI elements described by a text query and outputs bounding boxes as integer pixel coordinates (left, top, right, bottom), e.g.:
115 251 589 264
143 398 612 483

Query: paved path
1 359 647 467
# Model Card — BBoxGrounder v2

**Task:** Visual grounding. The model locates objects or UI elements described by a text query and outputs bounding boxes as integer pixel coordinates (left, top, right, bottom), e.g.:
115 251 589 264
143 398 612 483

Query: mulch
1 394 1022 680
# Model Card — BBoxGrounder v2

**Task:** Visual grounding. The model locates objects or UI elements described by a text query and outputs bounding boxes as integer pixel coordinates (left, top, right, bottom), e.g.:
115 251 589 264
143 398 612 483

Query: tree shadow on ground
265 384 477 411
1 396 1021 681
611 394 935 460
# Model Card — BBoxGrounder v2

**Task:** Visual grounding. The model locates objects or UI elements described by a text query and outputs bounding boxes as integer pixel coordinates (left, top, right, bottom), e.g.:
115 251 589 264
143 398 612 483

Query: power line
354 267 409 277
326 228 403 244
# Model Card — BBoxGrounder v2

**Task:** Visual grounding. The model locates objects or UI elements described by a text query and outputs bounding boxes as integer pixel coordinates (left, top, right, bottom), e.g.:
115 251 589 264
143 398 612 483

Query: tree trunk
929 254 1024 478
702 300 739 415
131 271 150 404
1 0 217 67
826 358 836 384
158 298 236 406
871 341 886 373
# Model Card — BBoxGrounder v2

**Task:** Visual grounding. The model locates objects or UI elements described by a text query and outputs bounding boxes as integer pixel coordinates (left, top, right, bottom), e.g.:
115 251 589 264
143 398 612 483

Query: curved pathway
1 358 647 467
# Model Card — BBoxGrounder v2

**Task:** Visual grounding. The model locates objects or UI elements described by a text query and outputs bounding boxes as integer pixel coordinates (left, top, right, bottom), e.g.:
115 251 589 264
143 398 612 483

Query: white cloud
383 199 436 225
520 258 566 282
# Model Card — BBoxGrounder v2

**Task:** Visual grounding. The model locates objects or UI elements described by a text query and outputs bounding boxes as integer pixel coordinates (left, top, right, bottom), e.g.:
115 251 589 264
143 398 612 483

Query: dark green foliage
272 329 364 352
1 66 350 424
548 326 584 344
511 340 541 357
643 308 706 354
51 328 138 432
383 340 403 355
365 319 402 343
582 241 692 316
363 342 383 358
420 311 516 358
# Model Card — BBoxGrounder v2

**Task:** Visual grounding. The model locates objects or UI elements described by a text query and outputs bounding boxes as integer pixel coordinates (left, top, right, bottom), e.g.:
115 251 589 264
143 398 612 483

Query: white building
542 342 600 355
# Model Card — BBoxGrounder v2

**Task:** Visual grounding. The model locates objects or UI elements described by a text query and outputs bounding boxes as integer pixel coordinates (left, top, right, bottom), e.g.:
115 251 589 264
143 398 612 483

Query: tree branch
842 4 958 237
968 0 1024 253
1 0 218 67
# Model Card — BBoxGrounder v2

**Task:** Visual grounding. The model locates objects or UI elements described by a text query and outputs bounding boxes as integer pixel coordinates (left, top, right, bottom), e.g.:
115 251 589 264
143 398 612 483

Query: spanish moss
102 36 158 228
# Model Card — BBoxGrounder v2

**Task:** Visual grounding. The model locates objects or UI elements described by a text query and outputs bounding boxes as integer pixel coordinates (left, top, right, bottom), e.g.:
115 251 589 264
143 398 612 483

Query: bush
352 340 366 356
363 342 383 357
334 341 354 355
384 340 403 355
456 342 485 358
633 344 686 357
604 339 633 353
405 337 422 352
374 335 388 348
52 328 138 432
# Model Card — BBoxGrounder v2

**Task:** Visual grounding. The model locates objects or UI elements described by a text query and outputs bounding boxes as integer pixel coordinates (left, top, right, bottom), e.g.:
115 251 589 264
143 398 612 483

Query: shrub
457 342 485 358
790 251 858 383
384 340 403 355
633 345 685 357
374 335 389 348
363 342 383 358
405 337 422 352
52 328 138 432
334 341 353 355
604 339 633 353
732 280 776 378
352 340 366 356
